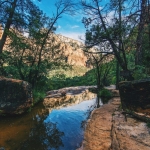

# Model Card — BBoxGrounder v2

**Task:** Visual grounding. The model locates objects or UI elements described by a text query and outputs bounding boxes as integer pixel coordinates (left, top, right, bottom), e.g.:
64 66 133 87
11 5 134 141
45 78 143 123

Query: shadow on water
0 96 98 150
20 113 64 150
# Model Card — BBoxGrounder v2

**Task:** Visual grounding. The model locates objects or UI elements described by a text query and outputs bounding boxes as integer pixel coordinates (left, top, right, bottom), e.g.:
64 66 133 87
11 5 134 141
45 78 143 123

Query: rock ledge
78 97 150 150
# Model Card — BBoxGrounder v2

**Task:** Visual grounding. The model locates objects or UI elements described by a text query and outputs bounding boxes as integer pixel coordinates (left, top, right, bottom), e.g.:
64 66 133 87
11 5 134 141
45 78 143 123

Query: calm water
0 97 98 150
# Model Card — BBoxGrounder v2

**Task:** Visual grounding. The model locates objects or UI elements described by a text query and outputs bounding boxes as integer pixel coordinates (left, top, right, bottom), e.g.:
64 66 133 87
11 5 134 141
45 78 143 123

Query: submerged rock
0 77 33 115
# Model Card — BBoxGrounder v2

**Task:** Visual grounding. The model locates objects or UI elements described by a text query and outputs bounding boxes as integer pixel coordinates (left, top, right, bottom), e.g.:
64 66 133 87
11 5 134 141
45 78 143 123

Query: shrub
33 89 46 105
98 88 112 98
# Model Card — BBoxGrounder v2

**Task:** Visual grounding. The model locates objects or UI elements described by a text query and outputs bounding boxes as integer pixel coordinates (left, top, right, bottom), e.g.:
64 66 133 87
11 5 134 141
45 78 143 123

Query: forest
0 0 150 103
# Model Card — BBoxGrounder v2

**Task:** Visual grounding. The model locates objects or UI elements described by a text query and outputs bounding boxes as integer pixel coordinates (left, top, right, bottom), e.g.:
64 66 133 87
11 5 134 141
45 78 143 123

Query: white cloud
23 32 29 37
57 32 85 42
71 25 79 29
103 10 115 26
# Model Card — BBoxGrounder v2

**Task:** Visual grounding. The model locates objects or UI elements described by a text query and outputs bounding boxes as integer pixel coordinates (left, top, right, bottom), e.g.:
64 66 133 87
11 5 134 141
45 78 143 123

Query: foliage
0 0 76 89
81 0 140 80
47 60 116 90
98 88 112 98
33 89 46 104
133 65 150 80
2 0 150 103
48 66 89 78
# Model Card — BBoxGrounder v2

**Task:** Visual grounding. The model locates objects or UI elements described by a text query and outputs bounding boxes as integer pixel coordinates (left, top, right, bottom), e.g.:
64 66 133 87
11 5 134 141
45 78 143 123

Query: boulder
119 79 150 112
0 77 33 115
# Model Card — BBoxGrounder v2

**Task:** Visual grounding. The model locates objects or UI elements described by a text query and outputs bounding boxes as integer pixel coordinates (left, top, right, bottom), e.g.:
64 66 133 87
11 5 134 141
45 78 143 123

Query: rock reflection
20 113 64 150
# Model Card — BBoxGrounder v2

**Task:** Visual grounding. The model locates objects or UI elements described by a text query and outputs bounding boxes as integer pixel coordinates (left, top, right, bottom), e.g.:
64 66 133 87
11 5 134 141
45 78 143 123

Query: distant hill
0 27 113 71
0 26 89 68
50 34 89 67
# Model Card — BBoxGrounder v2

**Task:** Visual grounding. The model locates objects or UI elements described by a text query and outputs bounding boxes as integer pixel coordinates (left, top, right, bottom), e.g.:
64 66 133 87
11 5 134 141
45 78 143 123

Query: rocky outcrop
119 79 150 113
0 77 33 115
78 97 150 150
111 108 150 150
1 26 114 68
44 86 96 108
50 34 88 67
78 98 120 150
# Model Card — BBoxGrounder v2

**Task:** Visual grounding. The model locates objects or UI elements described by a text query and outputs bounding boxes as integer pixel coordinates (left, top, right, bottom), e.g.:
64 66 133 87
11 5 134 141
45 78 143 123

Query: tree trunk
116 60 119 89
0 0 17 53
135 0 147 65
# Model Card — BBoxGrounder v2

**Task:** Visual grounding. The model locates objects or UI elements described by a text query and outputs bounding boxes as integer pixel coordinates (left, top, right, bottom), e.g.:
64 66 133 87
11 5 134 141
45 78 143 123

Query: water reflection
20 113 64 150
0 97 97 150
44 98 96 150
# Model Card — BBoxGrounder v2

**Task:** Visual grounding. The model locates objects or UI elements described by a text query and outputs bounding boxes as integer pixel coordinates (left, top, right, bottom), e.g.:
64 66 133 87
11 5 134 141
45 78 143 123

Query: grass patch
33 90 46 105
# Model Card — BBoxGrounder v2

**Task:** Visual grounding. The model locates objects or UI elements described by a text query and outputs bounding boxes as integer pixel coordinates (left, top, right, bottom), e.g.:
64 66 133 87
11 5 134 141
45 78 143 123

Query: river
0 95 100 150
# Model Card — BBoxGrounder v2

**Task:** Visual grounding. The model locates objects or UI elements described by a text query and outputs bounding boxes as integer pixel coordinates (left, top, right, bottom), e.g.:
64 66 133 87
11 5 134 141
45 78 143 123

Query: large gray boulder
119 79 150 112
0 77 33 115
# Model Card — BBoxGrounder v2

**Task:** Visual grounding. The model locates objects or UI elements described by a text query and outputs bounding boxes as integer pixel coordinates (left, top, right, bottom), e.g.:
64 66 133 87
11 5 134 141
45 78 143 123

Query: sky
33 0 86 42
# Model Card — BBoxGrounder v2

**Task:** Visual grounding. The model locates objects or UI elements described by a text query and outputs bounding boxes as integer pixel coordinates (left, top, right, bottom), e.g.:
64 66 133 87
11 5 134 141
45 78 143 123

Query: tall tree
4 0 76 87
81 0 139 80
0 0 36 53
135 0 149 65
0 0 17 53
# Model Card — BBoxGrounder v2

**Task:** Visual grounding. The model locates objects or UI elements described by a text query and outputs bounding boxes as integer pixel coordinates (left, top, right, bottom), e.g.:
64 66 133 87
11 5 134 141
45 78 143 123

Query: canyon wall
0 28 114 68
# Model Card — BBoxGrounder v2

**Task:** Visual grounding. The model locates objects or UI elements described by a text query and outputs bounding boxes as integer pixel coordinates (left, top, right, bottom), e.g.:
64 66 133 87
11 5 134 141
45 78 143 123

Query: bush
33 89 46 104
133 65 149 80
98 88 112 98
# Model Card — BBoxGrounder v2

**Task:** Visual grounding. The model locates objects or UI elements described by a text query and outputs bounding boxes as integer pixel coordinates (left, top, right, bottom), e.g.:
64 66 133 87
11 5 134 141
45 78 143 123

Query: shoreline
78 96 150 150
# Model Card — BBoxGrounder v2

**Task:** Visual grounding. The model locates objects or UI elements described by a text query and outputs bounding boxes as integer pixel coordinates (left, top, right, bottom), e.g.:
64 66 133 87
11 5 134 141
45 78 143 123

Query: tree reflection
97 96 100 108
81 100 97 129
20 113 64 150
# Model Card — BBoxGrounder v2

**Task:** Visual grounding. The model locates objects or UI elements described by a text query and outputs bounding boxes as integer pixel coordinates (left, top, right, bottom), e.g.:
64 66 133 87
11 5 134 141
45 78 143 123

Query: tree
3 0 76 88
84 44 113 89
0 0 37 54
81 0 140 81
135 0 150 66
0 0 44 75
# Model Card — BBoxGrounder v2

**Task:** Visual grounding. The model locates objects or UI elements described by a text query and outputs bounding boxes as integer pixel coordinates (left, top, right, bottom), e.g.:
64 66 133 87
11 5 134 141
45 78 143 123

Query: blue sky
33 0 86 41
